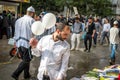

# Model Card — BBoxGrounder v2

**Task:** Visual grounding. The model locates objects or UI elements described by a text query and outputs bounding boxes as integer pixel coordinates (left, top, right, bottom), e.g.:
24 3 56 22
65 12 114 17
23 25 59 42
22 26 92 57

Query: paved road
0 37 120 80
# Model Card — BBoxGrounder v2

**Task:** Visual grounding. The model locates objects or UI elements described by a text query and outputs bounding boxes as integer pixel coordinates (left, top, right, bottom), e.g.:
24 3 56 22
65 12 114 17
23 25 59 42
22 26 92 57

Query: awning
0 0 30 3
0 1 19 6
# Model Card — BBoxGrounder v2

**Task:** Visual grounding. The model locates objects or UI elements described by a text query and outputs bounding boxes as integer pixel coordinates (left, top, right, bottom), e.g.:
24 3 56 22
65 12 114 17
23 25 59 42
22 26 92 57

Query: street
0 36 120 80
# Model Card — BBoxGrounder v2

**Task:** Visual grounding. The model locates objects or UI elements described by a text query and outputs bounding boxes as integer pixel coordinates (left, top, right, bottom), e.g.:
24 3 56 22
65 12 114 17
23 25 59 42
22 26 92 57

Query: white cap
113 21 118 24
27 6 35 12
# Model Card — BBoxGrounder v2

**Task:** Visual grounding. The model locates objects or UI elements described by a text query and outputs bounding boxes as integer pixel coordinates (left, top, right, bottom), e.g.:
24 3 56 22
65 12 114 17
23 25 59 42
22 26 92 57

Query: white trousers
71 33 81 50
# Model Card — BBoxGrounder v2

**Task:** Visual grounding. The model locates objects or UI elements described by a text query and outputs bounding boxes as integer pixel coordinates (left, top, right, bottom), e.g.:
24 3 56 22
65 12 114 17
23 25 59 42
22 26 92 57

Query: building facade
0 0 30 18
111 0 120 15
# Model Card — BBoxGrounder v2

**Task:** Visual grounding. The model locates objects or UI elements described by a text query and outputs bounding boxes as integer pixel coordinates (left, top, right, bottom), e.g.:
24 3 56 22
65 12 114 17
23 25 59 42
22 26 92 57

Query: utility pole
20 0 23 17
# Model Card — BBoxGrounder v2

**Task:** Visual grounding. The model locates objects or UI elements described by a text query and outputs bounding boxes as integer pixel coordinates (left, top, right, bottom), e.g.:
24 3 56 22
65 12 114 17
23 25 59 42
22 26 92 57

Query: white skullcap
113 21 118 24
27 6 35 12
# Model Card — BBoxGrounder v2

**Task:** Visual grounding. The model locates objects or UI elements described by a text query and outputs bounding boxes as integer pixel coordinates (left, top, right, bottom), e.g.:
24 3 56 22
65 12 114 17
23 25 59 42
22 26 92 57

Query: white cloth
27 6 35 12
31 35 70 80
71 33 81 50
110 27 120 44
14 15 35 48
102 23 111 32
102 18 106 25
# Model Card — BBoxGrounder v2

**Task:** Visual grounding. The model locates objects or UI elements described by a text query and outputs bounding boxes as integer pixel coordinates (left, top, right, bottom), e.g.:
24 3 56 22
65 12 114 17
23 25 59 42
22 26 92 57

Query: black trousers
100 31 109 44
84 34 92 50
0 27 9 39
12 46 32 78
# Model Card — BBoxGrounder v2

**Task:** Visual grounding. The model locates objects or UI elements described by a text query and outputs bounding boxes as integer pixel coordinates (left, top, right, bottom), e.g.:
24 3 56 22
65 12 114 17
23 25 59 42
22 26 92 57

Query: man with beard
29 23 70 80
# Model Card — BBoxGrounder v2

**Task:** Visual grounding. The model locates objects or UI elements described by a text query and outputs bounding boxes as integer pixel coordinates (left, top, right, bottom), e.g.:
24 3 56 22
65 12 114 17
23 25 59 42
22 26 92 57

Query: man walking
84 17 96 52
100 18 111 45
71 18 82 50
109 21 120 65
11 6 35 80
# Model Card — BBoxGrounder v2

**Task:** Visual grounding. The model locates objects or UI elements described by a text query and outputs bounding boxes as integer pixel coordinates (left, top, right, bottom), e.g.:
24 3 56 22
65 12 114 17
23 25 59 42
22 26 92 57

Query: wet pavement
0 36 120 80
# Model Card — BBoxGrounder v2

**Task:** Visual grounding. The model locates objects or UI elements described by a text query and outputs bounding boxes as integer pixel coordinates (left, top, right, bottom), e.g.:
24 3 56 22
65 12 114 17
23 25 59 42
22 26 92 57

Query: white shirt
110 27 120 44
103 23 111 32
14 15 35 48
31 35 70 80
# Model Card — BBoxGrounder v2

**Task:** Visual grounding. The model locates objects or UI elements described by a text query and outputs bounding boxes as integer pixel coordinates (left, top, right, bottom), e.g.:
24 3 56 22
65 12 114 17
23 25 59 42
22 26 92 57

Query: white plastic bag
8 38 15 45
70 77 80 80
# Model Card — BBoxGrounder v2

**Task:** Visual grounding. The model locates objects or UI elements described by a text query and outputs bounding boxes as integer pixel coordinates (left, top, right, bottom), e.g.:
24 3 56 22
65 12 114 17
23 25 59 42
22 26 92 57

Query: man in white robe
11 6 35 80
29 23 71 80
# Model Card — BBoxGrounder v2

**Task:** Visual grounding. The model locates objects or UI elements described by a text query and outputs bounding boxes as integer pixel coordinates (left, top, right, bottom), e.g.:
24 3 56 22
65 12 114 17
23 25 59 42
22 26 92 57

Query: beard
56 34 64 41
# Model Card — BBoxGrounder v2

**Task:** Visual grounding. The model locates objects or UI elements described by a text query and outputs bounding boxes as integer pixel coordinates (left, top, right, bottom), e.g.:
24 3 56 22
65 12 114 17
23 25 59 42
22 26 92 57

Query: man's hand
106 30 109 32
80 32 82 34
29 38 38 48
92 34 94 38
14 42 16 48
92 30 96 38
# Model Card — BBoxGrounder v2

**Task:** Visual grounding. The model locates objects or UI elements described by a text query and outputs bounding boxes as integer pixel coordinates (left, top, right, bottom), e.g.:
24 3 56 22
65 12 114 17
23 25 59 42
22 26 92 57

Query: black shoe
11 74 18 80
109 59 115 65
24 75 31 79
84 49 88 52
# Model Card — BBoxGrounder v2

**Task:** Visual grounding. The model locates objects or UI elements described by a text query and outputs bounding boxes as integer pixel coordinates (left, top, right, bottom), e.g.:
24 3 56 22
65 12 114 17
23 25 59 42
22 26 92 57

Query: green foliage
21 0 113 16
86 71 98 78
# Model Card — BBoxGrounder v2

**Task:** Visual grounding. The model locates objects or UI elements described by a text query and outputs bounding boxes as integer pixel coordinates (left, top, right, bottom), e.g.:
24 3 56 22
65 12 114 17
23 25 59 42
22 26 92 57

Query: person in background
100 18 111 45
11 13 16 37
0 13 3 39
57 14 67 24
34 14 40 21
7 10 12 26
71 17 82 50
84 17 96 52
72 14 80 24
29 23 70 80
1 10 9 39
11 6 35 80
47 26 56 35
16 13 21 19
93 18 102 46
109 21 120 65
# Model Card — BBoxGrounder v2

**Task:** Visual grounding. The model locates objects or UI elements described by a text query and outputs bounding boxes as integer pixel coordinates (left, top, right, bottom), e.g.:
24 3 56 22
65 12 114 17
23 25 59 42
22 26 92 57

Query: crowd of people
0 6 120 80
0 10 17 39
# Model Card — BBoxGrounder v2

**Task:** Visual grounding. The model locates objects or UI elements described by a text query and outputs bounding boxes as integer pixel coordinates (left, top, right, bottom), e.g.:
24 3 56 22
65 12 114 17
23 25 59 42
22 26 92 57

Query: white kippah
27 6 35 12
113 21 118 24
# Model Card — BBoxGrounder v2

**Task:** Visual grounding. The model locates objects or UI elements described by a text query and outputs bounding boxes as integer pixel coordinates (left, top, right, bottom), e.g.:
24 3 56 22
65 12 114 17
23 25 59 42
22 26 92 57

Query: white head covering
113 21 118 24
27 6 35 12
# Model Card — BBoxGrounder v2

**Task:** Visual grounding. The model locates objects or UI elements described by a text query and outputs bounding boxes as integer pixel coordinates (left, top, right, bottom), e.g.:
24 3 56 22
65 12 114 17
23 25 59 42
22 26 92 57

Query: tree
54 0 113 16
21 0 113 16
